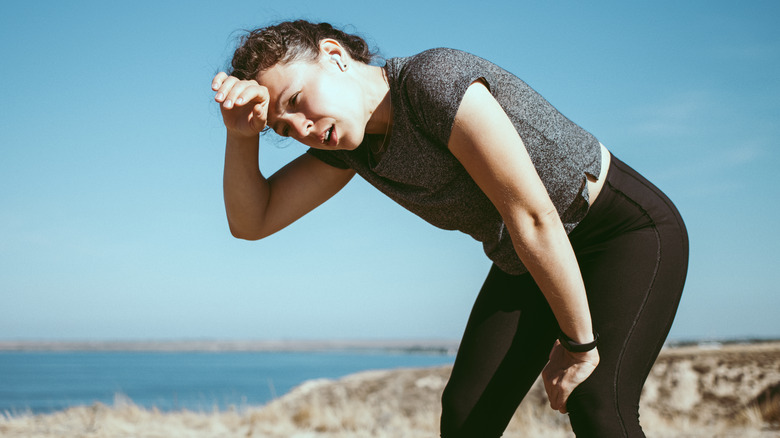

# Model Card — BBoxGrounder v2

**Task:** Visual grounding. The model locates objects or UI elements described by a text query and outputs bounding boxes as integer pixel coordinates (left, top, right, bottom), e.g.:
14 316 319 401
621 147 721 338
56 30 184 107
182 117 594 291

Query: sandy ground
2 342 779 437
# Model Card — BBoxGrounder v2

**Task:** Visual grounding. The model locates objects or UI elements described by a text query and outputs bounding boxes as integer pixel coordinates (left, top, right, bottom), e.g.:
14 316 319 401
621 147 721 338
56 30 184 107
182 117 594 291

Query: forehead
257 61 317 94
258 62 314 123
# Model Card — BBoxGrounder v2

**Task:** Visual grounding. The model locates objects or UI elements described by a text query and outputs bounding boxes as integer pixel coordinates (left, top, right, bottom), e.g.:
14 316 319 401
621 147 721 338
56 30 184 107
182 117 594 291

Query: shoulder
398 48 495 81
390 48 502 144
392 47 507 104
404 47 488 66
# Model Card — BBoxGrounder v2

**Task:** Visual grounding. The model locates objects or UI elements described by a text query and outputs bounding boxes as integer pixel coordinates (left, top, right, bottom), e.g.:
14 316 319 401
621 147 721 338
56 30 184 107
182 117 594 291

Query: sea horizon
0 338 461 355
1 336 777 353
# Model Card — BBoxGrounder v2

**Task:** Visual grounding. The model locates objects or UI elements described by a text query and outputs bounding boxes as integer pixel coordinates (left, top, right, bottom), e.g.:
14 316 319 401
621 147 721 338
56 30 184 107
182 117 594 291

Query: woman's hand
542 341 600 413
212 72 269 138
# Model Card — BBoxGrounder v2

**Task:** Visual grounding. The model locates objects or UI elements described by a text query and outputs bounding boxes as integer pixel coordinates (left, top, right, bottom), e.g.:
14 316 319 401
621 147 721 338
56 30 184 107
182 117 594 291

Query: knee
439 386 486 438
566 389 642 437
440 385 468 437
440 385 509 438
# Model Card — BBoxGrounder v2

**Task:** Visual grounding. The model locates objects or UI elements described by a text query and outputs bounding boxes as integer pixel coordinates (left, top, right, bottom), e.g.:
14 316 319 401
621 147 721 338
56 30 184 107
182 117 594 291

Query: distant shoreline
2 338 778 354
0 339 461 354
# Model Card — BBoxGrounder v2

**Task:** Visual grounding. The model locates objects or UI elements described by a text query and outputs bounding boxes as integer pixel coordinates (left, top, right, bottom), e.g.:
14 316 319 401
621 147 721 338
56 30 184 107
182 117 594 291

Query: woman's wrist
227 130 260 144
558 330 599 353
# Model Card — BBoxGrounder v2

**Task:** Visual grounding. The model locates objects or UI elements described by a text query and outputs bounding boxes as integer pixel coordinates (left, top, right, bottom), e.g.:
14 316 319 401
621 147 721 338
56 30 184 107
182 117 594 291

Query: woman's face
258 54 368 150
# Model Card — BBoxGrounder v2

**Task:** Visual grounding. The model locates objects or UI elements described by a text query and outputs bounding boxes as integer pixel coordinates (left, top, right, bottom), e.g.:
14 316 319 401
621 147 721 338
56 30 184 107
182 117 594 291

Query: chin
331 134 361 151
342 132 364 150
340 143 360 151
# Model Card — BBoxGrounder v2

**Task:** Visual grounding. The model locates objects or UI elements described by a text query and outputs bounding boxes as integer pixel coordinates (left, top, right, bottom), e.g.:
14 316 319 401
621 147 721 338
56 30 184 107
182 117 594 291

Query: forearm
510 213 594 344
223 133 270 240
447 82 596 344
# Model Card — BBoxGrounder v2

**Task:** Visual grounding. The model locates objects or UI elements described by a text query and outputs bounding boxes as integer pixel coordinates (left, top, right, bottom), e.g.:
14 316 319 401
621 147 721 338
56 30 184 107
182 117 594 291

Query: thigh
566 157 689 437
440 265 559 438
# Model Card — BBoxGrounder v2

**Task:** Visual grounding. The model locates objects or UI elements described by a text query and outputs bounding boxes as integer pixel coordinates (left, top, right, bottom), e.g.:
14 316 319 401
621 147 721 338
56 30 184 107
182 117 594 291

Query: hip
571 152 688 251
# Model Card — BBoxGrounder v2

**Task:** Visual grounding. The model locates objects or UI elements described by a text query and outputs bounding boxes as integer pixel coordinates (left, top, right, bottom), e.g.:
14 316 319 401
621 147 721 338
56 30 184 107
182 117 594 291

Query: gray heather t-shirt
308 48 601 275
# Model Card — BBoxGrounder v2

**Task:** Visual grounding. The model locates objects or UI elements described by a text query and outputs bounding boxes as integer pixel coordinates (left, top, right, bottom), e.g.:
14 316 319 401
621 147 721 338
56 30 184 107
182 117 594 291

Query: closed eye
290 92 300 107
275 92 300 137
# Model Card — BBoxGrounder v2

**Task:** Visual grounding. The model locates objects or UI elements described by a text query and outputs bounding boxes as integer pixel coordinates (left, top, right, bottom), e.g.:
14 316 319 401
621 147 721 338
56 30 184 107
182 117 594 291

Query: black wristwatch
559 330 599 353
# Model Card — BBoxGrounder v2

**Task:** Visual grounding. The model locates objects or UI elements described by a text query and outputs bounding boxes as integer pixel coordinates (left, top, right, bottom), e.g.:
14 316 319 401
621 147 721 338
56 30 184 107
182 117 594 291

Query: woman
211 20 688 437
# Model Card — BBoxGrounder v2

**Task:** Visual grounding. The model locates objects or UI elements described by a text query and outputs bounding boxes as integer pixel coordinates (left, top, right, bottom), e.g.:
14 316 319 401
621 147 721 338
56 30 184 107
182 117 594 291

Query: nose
288 113 314 139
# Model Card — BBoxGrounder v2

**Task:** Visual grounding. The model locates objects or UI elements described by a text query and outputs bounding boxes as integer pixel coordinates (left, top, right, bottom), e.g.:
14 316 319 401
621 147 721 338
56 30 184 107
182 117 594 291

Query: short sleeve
306 148 350 169
401 48 495 146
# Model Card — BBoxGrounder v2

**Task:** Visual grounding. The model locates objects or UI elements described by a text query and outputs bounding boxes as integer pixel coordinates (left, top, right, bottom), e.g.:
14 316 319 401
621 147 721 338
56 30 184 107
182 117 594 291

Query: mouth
322 125 335 145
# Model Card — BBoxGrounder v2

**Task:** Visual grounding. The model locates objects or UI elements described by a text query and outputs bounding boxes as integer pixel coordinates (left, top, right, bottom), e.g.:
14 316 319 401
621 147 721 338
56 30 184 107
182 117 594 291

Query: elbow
230 229 263 241
227 221 267 241
529 207 560 229
509 207 561 240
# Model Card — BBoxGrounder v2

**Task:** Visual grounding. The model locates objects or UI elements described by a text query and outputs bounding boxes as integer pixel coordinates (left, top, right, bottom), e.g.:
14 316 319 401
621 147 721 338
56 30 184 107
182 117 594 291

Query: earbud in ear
330 54 346 71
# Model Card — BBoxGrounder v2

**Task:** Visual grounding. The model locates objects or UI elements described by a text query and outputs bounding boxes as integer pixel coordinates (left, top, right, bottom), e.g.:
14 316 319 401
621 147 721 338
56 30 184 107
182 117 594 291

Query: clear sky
1 1 778 342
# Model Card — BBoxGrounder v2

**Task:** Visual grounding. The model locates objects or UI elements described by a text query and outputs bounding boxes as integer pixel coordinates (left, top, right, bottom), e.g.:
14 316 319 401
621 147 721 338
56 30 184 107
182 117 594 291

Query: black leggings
440 155 689 437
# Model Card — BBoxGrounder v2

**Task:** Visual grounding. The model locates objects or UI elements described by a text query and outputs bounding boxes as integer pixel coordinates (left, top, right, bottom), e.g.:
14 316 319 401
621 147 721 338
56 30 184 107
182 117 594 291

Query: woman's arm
447 81 599 412
223 138 354 240
214 73 355 240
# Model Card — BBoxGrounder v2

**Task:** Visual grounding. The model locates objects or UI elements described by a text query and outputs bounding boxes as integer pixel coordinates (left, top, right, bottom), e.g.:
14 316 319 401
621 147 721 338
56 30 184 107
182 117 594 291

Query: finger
543 379 554 408
557 386 571 413
551 384 562 411
215 76 239 103
233 83 269 108
559 387 569 413
550 395 560 411
550 340 561 359
211 72 229 91
223 81 247 108
251 103 268 131
544 376 561 411
542 365 554 399
223 81 262 109
558 368 589 414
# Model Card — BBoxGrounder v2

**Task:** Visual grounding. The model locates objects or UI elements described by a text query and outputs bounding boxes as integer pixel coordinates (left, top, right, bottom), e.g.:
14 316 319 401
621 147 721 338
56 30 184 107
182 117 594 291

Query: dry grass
2 342 779 437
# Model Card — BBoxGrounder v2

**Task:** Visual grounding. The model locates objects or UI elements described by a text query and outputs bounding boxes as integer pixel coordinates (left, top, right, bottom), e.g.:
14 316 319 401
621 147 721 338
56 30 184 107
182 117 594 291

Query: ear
319 39 349 71
320 38 344 56
319 38 346 60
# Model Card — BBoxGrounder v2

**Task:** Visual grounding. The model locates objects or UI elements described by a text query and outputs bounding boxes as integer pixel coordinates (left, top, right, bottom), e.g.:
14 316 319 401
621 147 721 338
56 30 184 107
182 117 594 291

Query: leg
565 156 689 437
440 265 559 437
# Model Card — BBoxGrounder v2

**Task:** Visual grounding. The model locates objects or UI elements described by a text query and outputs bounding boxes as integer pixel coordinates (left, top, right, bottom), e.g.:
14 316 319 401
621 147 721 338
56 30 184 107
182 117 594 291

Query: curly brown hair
228 20 378 80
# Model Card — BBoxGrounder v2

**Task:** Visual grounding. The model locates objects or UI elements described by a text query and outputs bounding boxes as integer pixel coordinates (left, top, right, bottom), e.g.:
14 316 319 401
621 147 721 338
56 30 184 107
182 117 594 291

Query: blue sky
1 1 778 342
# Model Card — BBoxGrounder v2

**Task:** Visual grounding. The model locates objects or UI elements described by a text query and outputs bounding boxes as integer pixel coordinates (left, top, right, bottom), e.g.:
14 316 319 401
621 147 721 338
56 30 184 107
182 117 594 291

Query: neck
355 63 391 135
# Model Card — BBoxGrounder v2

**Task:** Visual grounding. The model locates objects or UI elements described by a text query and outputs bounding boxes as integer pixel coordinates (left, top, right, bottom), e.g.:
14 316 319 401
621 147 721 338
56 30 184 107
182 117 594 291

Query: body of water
0 350 454 414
